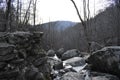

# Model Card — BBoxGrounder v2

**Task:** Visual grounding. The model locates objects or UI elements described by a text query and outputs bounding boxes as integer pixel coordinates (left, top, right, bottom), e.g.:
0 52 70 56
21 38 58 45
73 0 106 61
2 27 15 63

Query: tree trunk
5 0 12 32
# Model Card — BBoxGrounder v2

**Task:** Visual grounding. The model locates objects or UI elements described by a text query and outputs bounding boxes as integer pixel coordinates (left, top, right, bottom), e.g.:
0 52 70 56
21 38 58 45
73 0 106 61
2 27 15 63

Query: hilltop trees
0 0 38 31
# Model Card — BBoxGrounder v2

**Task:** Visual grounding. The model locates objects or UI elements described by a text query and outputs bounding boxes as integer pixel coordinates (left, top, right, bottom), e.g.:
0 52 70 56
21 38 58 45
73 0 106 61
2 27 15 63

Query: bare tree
33 0 37 26
22 0 32 25
5 0 12 31
70 0 90 51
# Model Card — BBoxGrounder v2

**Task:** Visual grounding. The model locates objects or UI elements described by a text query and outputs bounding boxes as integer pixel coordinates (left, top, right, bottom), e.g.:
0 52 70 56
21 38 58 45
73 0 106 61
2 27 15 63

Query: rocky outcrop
0 31 52 80
87 46 120 78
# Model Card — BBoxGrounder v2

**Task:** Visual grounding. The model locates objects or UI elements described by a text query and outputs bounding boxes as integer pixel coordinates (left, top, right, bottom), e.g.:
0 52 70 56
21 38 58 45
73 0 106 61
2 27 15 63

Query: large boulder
62 49 81 60
87 46 120 78
63 57 86 67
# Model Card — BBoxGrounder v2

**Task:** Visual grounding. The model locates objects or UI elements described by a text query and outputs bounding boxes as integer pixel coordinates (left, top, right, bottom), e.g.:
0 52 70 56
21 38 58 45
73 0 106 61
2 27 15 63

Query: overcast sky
34 0 114 24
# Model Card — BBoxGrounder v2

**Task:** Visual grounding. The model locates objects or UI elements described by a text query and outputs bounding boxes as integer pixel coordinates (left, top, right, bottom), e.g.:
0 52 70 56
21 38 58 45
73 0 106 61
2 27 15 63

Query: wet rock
47 49 55 57
62 49 81 60
63 57 86 67
87 46 120 78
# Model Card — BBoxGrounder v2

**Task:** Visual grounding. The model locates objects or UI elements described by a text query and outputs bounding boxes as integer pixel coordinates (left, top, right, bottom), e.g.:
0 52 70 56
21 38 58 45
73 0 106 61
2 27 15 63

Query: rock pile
0 31 52 80
49 48 120 80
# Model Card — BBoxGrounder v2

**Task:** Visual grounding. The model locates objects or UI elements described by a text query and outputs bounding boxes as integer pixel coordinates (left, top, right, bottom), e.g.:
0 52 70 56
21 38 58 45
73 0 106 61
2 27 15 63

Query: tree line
0 0 38 32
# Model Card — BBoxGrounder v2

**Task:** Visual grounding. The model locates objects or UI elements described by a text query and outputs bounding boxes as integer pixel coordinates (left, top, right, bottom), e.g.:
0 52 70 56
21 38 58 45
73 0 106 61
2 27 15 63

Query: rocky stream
0 31 120 80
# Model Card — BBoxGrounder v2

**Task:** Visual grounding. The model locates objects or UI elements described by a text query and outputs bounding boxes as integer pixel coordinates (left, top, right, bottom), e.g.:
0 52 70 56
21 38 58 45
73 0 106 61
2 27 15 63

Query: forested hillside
40 5 120 51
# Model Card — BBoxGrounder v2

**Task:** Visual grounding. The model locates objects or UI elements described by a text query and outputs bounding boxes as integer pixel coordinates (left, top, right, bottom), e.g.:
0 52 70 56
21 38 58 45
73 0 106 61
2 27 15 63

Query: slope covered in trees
40 5 120 51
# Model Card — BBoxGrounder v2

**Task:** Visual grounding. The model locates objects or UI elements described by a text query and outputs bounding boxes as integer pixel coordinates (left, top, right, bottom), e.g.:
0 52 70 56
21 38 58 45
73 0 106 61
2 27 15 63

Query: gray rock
47 57 62 68
8 31 32 44
0 54 16 62
53 61 63 70
47 49 55 57
87 46 120 78
0 43 14 56
0 62 7 69
91 72 120 80
89 41 103 52
63 57 86 67
62 49 81 60
56 48 65 58
60 72 84 80
0 70 19 79
33 57 47 67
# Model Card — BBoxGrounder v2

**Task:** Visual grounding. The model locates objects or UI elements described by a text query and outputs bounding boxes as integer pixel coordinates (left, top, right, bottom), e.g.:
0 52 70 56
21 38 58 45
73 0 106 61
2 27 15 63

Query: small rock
47 49 55 57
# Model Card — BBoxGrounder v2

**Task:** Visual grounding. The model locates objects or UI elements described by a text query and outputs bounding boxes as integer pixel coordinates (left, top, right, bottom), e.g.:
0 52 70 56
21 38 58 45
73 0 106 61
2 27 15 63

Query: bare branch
70 0 86 27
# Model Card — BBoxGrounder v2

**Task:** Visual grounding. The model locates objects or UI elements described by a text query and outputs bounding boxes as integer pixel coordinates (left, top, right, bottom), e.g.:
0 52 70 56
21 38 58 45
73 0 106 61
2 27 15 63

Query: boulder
62 49 81 60
60 72 84 80
87 46 120 78
53 61 63 70
56 48 65 58
47 49 55 57
91 72 120 80
63 57 86 67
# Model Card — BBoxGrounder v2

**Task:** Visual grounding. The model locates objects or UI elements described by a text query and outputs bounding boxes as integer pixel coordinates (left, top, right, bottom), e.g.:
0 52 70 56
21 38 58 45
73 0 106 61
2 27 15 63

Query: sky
33 0 114 24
